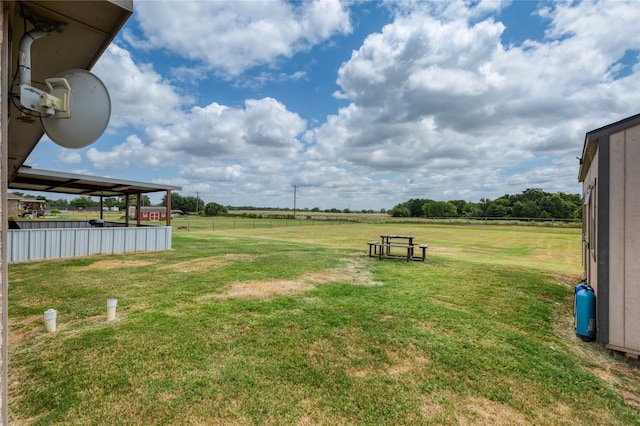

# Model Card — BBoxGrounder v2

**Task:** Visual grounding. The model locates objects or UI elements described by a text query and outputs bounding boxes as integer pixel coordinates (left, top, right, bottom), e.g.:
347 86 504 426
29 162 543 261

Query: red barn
129 206 169 222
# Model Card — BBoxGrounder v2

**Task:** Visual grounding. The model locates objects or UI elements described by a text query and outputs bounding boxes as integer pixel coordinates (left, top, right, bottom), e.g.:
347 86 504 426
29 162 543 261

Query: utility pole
195 191 199 214
292 185 298 219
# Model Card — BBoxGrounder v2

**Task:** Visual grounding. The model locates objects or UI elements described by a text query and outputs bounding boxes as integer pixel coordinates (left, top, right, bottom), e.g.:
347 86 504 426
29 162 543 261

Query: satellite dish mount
18 27 70 117
17 17 111 149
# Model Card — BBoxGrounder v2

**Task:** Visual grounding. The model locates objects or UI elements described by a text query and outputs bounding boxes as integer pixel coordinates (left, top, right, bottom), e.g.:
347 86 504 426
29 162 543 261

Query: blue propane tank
574 280 587 330
575 283 596 341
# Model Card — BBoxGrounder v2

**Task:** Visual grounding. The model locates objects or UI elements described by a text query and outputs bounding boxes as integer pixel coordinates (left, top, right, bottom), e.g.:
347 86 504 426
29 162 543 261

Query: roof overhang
6 0 133 182
9 167 181 197
578 113 640 182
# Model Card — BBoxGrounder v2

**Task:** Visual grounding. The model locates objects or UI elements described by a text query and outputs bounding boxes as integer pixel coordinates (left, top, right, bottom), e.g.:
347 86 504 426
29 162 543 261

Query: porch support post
136 192 141 227
125 195 130 227
166 190 172 227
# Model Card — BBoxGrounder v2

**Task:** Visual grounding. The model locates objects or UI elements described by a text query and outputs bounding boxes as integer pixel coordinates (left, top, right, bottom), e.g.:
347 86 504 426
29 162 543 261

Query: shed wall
608 124 640 353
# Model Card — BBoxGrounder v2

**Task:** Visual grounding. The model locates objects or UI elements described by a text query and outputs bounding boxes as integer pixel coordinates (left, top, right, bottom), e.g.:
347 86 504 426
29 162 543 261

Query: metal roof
9 167 181 197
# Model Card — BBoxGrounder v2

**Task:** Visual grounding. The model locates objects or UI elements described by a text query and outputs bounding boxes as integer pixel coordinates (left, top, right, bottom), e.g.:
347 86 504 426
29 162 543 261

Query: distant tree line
388 188 582 220
227 206 380 214
160 193 228 216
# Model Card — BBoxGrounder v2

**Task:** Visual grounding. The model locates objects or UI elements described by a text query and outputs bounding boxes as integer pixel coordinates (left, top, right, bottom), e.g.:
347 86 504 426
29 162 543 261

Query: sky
26 0 640 211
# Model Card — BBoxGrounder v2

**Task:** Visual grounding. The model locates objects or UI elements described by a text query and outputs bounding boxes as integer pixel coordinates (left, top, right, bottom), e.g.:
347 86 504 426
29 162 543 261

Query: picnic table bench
367 235 428 262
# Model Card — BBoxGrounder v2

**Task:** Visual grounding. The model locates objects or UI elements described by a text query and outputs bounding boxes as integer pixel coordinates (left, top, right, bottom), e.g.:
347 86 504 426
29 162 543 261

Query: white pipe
107 299 118 321
18 29 51 87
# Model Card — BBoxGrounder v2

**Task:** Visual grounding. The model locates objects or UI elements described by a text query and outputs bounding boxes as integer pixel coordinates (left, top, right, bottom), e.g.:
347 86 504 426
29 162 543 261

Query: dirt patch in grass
420 396 445 418
213 258 381 300
220 253 257 261
386 354 430 376
78 260 153 270
215 279 316 299
429 246 461 253
429 298 469 314
456 397 528 425
305 258 383 287
161 254 257 273
160 257 225 273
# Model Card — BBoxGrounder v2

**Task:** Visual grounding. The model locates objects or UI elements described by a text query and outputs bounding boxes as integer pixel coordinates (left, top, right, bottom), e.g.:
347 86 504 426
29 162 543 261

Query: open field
7 223 640 425
34 209 581 229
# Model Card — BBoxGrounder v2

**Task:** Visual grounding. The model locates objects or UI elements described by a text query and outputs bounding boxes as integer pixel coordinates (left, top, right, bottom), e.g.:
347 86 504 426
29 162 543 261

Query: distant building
19 198 45 212
578 113 640 358
128 206 169 222
6 194 21 218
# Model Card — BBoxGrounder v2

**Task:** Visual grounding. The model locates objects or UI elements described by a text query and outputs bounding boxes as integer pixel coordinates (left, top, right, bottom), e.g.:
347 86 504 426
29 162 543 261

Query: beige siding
608 131 626 347
623 124 640 352
607 123 640 353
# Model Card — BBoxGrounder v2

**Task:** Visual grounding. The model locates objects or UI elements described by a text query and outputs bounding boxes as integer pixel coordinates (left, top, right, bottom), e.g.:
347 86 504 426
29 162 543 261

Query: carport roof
9 167 181 197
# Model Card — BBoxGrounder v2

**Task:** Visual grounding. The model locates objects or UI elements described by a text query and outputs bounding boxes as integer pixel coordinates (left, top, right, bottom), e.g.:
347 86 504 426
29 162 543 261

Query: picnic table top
380 234 415 238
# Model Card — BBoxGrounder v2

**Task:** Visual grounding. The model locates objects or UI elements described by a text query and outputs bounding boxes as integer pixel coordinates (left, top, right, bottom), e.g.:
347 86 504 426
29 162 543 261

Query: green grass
7 224 639 425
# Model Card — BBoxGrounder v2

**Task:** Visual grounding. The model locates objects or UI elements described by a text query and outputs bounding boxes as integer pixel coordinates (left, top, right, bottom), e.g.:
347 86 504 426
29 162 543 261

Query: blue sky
27 0 640 210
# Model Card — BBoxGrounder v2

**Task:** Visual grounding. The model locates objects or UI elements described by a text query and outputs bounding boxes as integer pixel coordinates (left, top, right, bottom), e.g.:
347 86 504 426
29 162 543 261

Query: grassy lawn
7 223 640 425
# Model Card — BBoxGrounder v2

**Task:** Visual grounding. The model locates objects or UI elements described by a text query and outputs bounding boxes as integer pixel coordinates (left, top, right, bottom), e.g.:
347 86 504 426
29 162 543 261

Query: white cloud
92 44 188 129
127 0 352 76
147 97 306 159
57 150 81 164
309 0 639 201
86 135 176 170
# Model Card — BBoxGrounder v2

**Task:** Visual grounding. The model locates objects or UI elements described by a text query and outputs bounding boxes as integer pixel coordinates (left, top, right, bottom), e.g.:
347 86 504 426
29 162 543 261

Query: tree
103 197 119 208
389 205 411 217
462 202 481 217
70 196 98 208
388 188 581 220
388 199 432 217
204 202 228 216
485 198 511 217
406 198 429 217
449 200 467 216
47 198 69 207
422 201 458 217
161 193 204 214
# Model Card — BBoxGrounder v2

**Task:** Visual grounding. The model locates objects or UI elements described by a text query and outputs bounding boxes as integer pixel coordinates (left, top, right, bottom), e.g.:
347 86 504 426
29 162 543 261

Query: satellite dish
41 69 111 149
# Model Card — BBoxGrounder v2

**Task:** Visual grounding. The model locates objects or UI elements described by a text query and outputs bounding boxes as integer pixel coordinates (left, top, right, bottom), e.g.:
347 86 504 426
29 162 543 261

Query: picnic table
367 234 428 262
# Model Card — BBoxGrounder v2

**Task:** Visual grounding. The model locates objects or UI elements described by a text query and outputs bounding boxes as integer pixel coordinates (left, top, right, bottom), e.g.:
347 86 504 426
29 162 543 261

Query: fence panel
7 227 173 262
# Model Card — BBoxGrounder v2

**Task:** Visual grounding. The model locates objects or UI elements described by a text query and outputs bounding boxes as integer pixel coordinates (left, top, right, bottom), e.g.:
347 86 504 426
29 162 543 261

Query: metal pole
292 185 297 220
